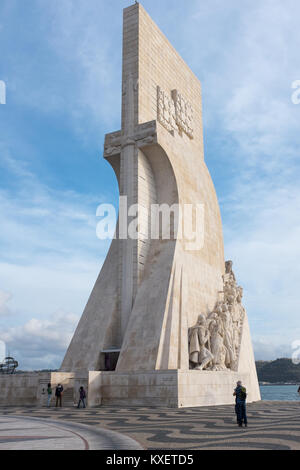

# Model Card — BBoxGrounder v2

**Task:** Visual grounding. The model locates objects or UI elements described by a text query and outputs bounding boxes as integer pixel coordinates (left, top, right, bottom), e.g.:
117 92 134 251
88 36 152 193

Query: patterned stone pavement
0 415 143 450
1 401 300 450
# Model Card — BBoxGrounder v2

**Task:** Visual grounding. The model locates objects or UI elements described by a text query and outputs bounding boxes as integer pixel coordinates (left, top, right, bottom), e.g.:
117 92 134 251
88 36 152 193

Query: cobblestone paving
0 415 143 450
1 401 300 450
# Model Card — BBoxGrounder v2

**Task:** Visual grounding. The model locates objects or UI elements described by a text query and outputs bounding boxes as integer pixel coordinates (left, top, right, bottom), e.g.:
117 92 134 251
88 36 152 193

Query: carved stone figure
188 261 247 372
157 86 194 138
220 303 236 369
225 260 236 279
188 314 213 370
208 313 228 371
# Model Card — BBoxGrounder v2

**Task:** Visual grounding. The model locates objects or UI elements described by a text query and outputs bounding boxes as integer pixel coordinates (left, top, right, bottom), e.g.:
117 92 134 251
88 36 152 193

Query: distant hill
256 358 300 384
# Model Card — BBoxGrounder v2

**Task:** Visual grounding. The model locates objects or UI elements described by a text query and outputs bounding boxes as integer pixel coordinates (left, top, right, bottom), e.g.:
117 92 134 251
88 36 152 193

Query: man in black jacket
233 380 248 427
55 383 64 407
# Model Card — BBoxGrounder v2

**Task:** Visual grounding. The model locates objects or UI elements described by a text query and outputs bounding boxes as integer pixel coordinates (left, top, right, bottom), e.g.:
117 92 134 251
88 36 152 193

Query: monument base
88 369 261 408
0 313 260 408
0 368 260 408
87 313 261 408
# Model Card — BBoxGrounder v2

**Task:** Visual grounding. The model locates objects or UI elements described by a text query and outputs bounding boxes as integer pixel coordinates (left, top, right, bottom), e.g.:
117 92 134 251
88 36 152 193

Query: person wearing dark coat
55 384 64 407
233 380 248 427
77 386 87 409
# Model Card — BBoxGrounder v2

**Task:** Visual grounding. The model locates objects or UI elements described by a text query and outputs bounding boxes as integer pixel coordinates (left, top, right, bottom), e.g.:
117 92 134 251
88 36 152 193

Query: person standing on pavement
77 386 87 409
233 380 248 427
55 383 64 407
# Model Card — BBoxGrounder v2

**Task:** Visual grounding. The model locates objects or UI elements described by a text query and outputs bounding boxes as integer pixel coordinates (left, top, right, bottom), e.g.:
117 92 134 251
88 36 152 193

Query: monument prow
60 3 260 408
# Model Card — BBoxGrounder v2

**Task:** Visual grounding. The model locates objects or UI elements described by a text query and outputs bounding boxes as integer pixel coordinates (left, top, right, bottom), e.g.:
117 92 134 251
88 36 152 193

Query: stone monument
60 3 261 407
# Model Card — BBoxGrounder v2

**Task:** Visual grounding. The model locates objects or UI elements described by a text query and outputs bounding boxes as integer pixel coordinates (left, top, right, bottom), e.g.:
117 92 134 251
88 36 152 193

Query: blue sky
0 0 300 369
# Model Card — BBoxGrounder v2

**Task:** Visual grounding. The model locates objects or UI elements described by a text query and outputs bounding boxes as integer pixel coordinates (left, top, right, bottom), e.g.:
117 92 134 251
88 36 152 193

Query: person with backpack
55 383 64 407
77 386 87 409
233 380 248 427
47 383 52 407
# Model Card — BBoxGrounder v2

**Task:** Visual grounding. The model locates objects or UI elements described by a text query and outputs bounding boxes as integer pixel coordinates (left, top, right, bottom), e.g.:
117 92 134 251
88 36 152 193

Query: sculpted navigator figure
223 261 246 367
220 303 236 369
208 312 228 371
188 261 249 372
188 314 213 370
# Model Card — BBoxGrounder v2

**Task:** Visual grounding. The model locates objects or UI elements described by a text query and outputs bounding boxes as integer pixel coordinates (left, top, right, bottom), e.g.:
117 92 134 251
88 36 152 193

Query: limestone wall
137 148 157 287
88 371 103 407
0 372 80 407
237 315 261 402
73 371 89 405
178 370 258 408
50 371 75 389
0 373 50 406
88 370 178 407
88 369 260 408
115 4 225 374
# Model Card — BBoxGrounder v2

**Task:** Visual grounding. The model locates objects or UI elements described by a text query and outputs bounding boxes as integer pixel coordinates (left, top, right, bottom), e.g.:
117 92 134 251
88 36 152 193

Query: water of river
260 384 300 401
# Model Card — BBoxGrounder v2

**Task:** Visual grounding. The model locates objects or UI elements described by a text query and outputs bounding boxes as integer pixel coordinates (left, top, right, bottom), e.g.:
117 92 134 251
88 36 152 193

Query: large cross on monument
60 3 260 408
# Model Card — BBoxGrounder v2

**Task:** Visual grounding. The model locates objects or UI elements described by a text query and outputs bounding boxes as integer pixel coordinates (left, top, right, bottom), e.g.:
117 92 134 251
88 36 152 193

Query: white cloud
0 311 79 370
177 0 300 356
5 0 123 141
223 180 300 351
0 290 12 317
253 339 293 361
0 151 111 319
178 0 300 166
